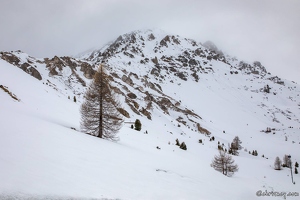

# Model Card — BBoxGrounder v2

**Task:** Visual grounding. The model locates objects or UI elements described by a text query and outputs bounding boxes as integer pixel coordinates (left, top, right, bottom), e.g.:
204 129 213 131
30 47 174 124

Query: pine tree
229 136 242 156
295 167 298 174
211 151 238 177
73 96 76 102
80 64 123 140
274 156 282 170
232 136 242 150
134 119 142 131
229 143 238 156
175 138 180 146
180 142 187 150
295 162 299 168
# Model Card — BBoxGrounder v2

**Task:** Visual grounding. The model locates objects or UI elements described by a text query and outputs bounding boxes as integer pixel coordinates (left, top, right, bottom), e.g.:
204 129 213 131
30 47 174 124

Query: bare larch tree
80 64 123 140
211 150 238 177
283 154 291 168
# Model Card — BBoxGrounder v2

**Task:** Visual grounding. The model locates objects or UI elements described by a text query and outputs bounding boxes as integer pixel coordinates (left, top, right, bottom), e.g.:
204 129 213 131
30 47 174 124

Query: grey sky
1 0 299 81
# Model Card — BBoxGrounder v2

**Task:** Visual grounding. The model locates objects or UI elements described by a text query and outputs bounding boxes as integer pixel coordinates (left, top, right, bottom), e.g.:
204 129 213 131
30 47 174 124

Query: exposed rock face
140 107 151 120
45 56 65 76
127 92 137 99
1 52 42 80
27 66 42 80
160 35 171 47
0 85 20 101
148 33 155 41
1 52 21 65
239 61 267 76
122 75 133 86
19 63 42 80
80 62 95 79
117 108 130 118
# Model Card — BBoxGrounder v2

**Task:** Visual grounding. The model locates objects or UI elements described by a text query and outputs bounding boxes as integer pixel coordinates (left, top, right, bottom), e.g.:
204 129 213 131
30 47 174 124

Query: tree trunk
98 66 103 138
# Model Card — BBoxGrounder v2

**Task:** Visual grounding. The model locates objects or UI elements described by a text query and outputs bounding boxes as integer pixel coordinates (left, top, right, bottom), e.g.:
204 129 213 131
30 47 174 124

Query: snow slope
0 29 300 199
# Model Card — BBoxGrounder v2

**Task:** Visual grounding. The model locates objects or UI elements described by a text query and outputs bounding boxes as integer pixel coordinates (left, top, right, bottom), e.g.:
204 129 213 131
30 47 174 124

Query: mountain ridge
1 29 299 131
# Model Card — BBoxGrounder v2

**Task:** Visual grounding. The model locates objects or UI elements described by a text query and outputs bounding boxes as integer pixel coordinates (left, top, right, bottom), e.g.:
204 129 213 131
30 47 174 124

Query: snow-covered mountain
0 29 299 199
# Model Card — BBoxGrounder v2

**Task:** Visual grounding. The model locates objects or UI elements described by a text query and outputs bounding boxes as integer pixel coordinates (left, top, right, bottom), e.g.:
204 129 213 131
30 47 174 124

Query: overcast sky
1 0 299 81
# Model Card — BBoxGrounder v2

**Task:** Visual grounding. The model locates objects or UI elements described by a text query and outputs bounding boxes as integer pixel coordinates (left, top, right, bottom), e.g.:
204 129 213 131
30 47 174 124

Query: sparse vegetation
211 151 238 177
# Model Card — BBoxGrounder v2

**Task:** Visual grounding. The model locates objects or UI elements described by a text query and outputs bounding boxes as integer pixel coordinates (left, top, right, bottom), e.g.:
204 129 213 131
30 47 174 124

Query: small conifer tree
295 167 298 174
175 138 180 146
180 142 187 150
74 96 76 102
295 162 299 168
134 119 142 131
274 157 282 170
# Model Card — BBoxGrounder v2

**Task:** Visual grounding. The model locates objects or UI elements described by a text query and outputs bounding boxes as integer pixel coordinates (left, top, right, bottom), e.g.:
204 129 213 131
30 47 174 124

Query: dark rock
28 66 42 80
148 33 155 41
127 92 137 99
122 75 134 86
1 52 20 65
117 108 130 118
160 35 171 47
140 107 152 120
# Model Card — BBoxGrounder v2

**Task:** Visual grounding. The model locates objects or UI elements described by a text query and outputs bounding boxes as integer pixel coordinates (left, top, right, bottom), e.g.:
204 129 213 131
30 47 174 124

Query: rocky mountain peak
1 29 298 135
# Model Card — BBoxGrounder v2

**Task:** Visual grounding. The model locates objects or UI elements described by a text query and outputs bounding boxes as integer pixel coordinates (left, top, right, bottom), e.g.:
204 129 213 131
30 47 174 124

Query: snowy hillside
0 29 300 199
